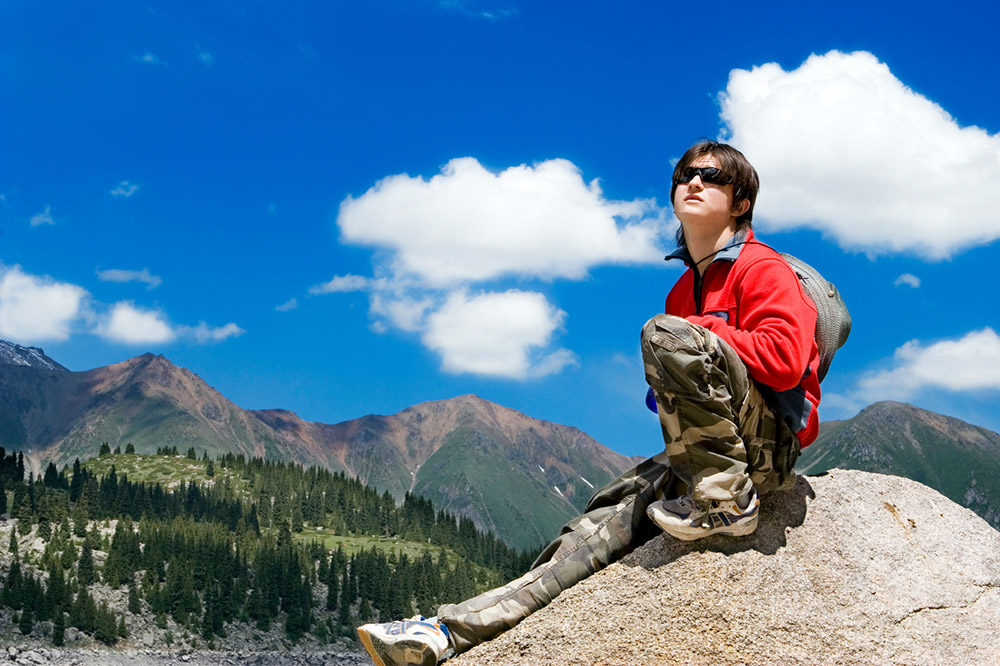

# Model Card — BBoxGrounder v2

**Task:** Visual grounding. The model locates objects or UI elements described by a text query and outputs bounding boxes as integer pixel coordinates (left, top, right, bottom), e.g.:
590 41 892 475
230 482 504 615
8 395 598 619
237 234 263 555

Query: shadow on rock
626 474 814 569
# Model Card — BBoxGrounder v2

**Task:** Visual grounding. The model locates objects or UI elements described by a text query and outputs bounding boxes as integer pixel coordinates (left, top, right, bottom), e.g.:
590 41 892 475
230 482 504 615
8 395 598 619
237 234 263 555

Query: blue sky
2 1 999 458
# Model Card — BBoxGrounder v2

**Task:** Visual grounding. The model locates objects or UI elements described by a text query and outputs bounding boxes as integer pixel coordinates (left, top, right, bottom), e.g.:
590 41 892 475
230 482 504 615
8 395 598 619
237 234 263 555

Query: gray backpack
780 253 851 382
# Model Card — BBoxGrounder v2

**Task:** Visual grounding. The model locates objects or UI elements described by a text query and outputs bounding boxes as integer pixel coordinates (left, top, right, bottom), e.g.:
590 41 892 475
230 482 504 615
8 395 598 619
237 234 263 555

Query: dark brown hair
671 140 759 230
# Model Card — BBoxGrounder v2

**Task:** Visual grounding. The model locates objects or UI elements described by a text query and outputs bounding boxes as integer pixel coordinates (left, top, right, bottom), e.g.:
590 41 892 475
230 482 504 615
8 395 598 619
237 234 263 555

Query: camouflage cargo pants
436 314 799 655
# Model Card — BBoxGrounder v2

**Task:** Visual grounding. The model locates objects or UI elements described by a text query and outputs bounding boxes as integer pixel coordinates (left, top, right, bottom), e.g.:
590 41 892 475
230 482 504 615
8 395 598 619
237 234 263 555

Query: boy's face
672 154 741 232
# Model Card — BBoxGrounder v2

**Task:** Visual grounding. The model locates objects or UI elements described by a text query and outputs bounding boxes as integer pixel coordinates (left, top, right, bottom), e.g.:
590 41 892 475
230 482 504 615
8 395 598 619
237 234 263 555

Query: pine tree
9 528 17 556
69 459 83 503
18 607 32 635
78 541 95 586
4 560 23 609
128 582 141 614
47 564 68 617
52 612 65 646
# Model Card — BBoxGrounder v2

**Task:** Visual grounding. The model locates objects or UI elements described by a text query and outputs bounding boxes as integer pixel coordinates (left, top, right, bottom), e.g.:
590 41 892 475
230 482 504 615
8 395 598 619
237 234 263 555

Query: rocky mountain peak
453 469 1000 665
0 340 67 371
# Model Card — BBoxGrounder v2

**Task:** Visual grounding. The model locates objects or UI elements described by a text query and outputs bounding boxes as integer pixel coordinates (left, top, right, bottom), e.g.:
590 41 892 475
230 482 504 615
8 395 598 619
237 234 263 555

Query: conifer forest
0 446 540 649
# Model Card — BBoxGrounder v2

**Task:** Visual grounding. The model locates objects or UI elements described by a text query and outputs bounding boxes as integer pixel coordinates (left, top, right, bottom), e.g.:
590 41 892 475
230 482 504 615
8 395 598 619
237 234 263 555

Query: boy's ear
733 199 750 217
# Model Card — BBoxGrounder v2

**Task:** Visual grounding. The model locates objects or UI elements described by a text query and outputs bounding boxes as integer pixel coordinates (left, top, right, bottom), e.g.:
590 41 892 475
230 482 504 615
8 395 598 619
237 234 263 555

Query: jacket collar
665 228 753 268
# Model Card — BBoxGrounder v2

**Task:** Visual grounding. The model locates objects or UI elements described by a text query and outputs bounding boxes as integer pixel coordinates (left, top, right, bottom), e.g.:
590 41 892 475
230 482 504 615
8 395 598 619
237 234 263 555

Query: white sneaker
357 616 453 666
647 489 759 541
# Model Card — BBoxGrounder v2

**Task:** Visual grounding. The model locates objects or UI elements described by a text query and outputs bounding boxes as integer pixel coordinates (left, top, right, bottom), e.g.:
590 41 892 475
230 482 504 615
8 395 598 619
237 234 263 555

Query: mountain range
0 341 636 550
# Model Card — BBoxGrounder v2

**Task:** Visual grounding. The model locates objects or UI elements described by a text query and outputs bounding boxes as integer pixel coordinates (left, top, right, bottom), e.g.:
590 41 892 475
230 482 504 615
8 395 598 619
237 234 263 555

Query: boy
357 140 820 666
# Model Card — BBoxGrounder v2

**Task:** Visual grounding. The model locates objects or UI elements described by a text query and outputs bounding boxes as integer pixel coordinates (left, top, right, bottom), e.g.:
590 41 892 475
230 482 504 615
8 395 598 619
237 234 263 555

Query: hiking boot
647 488 759 541
357 615 453 666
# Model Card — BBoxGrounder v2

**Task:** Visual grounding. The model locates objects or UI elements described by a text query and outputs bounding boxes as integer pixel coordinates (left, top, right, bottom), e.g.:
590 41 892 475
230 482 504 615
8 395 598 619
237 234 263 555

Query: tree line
0 446 541 647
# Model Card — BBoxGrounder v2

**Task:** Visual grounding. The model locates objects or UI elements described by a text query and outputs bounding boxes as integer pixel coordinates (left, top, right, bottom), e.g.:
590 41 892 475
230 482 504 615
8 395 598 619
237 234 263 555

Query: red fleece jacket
665 230 821 446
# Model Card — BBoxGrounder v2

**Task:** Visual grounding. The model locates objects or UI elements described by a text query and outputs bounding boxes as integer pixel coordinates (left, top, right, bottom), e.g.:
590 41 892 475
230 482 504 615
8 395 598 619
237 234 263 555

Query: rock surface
451 469 1000 666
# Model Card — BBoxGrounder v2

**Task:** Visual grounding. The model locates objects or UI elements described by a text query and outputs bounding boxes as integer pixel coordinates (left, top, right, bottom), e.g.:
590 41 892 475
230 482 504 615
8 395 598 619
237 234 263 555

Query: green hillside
0 448 538 651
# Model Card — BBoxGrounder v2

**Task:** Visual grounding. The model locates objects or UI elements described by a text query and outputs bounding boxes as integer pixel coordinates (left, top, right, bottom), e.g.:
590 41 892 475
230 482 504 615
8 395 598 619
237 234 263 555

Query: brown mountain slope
255 394 639 549
0 346 637 550
0 353 301 473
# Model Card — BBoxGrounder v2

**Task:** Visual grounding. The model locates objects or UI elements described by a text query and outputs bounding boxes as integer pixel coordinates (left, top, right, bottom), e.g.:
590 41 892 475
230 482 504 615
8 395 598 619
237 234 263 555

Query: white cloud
100 302 176 344
338 157 667 286
198 52 214 66
111 181 139 198
855 328 1000 401
276 298 298 312
96 267 162 290
423 290 577 379
370 292 435 332
131 52 164 65
309 274 373 294
30 206 55 227
180 322 245 343
0 266 87 342
894 273 921 288
330 157 667 379
720 50 1000 259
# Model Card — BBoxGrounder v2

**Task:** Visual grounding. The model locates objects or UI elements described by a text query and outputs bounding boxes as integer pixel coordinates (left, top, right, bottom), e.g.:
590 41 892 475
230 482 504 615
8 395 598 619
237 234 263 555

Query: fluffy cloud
180 322 245 343
328 157 668 378
856 328 1000 401
96 267 162 290
0 266 87 341
276 298 298 312
338 157 666 286
0 263 242 348
370 292 435 333
720 50 1000 259
423 290 576 379
100 302 175 344
30 206 55 227
894 273 921 288
309 274 374 294
110 181 139 198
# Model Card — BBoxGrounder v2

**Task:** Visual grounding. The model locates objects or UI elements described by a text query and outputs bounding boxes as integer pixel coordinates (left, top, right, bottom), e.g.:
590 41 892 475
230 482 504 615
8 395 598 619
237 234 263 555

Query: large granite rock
452 469 1000 665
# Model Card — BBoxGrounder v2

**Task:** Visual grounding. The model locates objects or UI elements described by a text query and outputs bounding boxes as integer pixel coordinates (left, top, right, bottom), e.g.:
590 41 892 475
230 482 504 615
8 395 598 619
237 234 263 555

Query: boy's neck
685 225 738 275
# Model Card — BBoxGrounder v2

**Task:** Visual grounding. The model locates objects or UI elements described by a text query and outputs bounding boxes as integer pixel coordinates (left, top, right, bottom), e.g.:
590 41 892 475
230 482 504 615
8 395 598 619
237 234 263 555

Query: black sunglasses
675 167 732 186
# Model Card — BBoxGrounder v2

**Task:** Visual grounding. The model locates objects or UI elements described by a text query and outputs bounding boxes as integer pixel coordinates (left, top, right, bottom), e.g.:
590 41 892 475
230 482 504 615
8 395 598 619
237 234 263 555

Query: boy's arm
687 258 817 391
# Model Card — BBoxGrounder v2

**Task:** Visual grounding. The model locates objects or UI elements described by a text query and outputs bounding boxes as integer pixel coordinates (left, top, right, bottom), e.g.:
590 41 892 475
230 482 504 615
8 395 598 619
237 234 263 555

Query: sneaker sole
662 517 758 541
357 627 389 666
357 627 438 666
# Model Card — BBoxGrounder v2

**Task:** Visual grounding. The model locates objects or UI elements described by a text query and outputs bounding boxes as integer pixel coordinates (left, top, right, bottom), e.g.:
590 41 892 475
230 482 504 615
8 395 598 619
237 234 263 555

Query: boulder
453 470 1000 665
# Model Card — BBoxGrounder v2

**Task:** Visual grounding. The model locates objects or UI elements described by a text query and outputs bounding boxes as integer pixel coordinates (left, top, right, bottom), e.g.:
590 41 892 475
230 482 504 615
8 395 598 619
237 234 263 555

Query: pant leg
741 381 801 494
436 451 677 654
642 313 800 501
641 313 754 505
